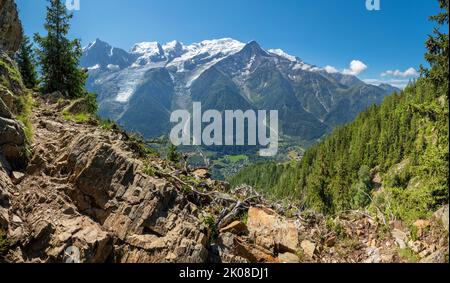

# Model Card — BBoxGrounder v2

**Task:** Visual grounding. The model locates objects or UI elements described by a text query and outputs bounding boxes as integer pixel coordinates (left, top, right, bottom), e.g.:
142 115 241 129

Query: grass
398 248 419 263
61 92 99 125
14 92 35 142
239 211 249 225
224 155 248 163
142 160 156 177
0 59 22 88
62 111 93 124
202 214 218 242
100 119 122 131
325 217 345 239
126 133 159 159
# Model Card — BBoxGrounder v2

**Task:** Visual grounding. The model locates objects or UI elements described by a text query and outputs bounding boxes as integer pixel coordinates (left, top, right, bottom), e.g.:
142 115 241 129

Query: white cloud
363 78 414 89
381 67 419 78
342 60 368 76
323 60 368 76
107 64 120 71
324 65 339 73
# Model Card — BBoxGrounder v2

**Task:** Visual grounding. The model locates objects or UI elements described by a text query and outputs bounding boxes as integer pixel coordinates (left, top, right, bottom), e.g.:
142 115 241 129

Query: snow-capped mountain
81 38 399 140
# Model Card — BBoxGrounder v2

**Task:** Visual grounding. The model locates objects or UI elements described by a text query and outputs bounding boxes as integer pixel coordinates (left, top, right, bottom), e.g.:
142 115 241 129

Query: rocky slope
0 94 447 263
1 0 27 190
0 0 22 55
0 0 27 168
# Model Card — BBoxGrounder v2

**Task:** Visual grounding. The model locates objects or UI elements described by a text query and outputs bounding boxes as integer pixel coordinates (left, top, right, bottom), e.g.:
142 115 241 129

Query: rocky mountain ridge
81 38 399 141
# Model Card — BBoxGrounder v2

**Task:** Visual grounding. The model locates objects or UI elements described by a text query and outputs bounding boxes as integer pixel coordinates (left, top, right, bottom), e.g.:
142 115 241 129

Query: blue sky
16 0 444 88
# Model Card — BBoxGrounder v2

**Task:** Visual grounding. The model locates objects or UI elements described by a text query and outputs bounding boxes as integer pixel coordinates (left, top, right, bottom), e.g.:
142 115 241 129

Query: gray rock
408 240 423 254
364 247 381 263
0 115 28 168
420 249 447 263
0 97 12 118
392 229 408 249
433 205 449 232
0 116 26 145
301 240 316 258
0 0 23 54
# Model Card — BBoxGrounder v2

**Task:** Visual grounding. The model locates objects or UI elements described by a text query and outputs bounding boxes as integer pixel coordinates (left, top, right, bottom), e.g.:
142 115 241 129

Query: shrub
0 229 9 257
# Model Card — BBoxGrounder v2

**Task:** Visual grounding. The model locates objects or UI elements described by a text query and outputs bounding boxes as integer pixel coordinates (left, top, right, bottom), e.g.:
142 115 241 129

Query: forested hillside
230 0 449 222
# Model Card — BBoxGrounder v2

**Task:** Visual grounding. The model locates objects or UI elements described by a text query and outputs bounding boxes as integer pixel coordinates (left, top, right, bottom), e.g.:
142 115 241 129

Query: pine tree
34 0 87 98
15 35 38 89
421 0 449 90
167 144 180 163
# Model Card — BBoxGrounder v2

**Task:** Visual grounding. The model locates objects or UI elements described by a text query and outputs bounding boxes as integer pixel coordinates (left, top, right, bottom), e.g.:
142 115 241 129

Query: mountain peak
246 40 260 47
195 38 245 53
241 40 268 56
163 40 183 49
84 38 111 51
131 41 163 54
268 48 298 62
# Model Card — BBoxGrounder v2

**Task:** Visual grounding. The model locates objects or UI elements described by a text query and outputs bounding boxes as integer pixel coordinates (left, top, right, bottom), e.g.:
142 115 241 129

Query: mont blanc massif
81 38 399 176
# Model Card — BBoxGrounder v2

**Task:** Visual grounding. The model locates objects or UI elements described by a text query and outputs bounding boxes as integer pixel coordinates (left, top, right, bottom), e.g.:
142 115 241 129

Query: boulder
192 168 210 179
391 229 408 249
0 116 27 167
247 207 299 253
433 205 449 231
300 240 316 258
216 232 248 263
364 247 381 263
216 232 277 263
278 252 300 263
419 249 447 263
0 117 26 145
233 236 278 263
0 86 15 110
0 97 12 118
219 221 248 235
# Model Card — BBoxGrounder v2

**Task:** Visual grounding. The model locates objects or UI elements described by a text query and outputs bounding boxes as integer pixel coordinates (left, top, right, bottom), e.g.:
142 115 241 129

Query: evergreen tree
167 144 181 163
352 165 373 208
15 35 38 89
421 0 449 89
34 0 87 98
